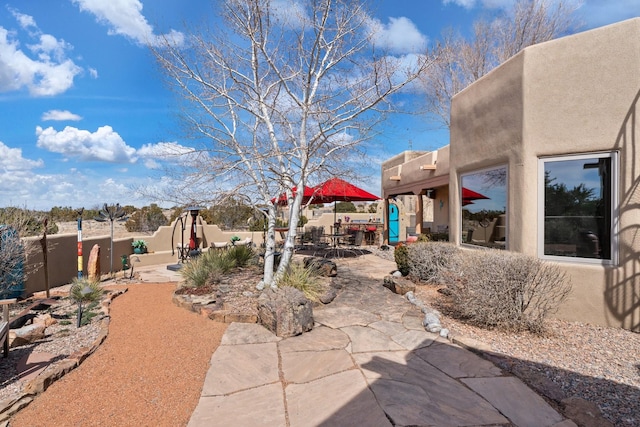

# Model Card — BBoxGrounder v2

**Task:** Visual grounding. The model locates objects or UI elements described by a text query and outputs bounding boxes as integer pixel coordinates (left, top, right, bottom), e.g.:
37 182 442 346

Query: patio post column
383 198 390 245
415 191 424 235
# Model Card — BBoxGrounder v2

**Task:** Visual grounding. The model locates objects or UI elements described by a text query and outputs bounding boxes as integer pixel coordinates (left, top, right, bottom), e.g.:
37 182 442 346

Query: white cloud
368 17 427 54
35 125 137 163
137 141 200 168
42 109 83 121
9 8 37 32
0 140 45 206
0 140 44 171
271 0 308 29
71 0 184 46
0 12 82 96
88 67 98 78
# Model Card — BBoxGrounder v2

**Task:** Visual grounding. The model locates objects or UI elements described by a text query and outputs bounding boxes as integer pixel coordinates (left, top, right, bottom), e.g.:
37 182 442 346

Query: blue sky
0 0 638 210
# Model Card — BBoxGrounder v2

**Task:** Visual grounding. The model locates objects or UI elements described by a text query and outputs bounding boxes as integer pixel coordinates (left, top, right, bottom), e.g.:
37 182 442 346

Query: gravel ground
8 283 227 427
371 245 640 427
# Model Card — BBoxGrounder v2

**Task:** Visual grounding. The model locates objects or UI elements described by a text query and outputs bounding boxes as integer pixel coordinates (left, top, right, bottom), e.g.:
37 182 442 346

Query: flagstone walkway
187 254 576 427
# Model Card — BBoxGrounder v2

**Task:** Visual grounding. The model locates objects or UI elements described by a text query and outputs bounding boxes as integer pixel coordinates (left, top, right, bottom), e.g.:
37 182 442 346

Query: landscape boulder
9 323 46 348
87 244 101 282
303 257 337 277
258 287 313 338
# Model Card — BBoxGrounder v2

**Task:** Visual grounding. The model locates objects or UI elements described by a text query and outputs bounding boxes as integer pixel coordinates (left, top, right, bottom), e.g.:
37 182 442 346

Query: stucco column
415 193 424 234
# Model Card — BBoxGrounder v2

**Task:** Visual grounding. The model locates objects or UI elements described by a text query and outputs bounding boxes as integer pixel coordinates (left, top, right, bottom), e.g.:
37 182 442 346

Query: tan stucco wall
450 18 640 330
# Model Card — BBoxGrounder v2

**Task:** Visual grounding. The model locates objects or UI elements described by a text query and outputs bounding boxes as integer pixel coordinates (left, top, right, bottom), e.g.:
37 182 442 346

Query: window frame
537 151 618 265
459 164 509 250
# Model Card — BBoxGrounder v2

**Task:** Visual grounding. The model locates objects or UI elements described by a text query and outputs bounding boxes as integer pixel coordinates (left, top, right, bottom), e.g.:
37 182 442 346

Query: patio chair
210 241 229 250
1 298 16 357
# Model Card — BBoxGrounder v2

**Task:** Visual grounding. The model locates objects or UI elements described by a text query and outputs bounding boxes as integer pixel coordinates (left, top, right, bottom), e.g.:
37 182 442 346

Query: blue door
388 204 399 243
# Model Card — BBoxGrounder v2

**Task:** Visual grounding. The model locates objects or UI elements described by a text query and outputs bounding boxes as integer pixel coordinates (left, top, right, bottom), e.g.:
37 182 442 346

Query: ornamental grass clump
406 241 462 283
447 249 572 333
179 245 257 289
226 244 255 268
277 261 323 303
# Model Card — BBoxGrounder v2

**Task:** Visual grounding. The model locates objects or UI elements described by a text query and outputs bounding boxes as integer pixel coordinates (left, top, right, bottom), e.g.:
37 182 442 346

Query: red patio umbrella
312 177 380 203
462 187 489 205
272 186 316 206
312 178 380 242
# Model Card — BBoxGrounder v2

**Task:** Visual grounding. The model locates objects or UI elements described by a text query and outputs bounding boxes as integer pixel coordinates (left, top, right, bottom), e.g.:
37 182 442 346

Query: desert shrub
277 261 323 302
227 245 256 267
447 250 572 333
125 204 168 232
394 243 410 276
407 242 462 283
178 248 241 288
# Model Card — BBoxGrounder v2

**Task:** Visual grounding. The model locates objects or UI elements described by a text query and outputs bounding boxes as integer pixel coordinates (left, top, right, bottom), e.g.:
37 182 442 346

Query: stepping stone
463 377 565 427
354 351 508 426
220 323 280 345
414 341 503 378
201 342 279 396
313 306 379 328
16 352 55 382
189 383 285 427
340 326 404 353
286 370 390 427
281 349 354 383
278 326 349 353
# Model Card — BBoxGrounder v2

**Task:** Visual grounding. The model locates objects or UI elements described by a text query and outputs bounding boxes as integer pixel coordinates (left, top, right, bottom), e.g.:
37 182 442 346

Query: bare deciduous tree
153 0 431 287
420 0 581 128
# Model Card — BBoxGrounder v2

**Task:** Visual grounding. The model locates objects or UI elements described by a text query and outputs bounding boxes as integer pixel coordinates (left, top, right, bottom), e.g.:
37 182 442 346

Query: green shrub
407 242 462 283
226 245 255 267
277 262 323 302
179 247 247 288
447 250 572 333
394 244 410 276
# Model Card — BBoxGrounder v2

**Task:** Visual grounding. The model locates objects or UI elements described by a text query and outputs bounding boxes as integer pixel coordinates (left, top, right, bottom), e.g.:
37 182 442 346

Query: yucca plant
69 277 103 327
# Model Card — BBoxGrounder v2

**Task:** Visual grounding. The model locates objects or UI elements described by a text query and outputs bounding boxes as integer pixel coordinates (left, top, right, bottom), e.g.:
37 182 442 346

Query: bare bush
407 242 463 283
0 207 43 297
447 250 572 333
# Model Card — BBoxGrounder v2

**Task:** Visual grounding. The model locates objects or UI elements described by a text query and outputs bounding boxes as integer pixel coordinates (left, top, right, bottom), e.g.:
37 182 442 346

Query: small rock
319 288 337 304
392 270 403 277
34 313 57 328
405 291 417 304
423 312 440 326
426 323 442 333
439 328 449 338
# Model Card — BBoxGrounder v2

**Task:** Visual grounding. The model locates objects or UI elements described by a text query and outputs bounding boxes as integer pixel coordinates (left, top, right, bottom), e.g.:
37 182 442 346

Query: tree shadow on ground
316 264 638 427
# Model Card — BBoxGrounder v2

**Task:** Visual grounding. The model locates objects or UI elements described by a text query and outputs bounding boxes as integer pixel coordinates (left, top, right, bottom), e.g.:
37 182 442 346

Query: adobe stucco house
382 18 640 331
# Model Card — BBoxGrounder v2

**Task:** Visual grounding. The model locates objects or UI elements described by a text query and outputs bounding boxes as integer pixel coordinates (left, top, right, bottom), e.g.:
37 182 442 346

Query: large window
461 166 508 249
539 152 617 263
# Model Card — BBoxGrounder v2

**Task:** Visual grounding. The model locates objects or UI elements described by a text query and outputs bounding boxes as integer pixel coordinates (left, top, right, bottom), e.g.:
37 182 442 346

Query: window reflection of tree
543 157 610 259
461 167 507 249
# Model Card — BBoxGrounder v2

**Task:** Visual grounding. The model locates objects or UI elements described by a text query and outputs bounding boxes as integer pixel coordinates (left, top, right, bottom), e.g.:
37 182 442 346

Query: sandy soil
10 283 227 427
